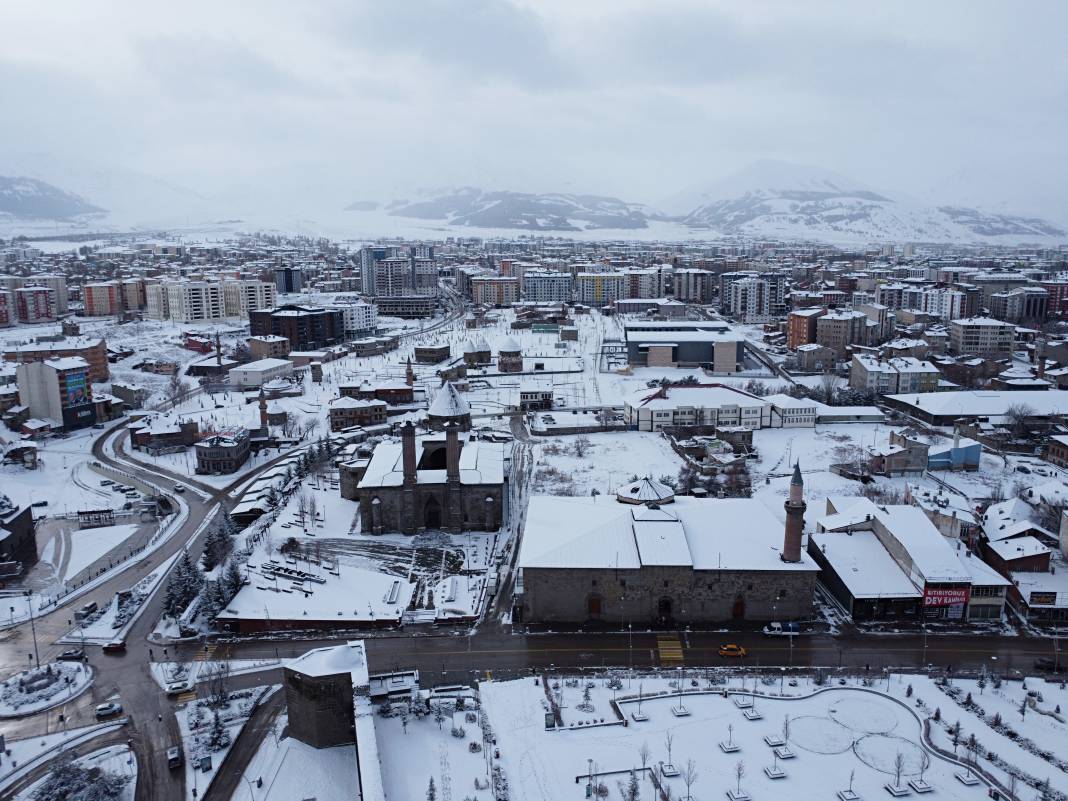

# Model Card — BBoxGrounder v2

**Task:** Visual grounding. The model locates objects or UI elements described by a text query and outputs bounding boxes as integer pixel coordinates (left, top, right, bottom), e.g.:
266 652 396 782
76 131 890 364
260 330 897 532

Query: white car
95 702 123 718
165 680 193 696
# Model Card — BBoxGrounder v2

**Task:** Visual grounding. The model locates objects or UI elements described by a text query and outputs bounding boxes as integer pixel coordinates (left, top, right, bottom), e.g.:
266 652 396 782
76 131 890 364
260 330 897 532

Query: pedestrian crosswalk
175 690 197 704
194 644 217 662
657 635 684 665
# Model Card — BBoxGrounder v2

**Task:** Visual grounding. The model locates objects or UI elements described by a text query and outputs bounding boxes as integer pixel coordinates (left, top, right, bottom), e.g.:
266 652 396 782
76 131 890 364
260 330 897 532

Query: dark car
1033 657 1065 673
102 639 127 654
56 648 86 662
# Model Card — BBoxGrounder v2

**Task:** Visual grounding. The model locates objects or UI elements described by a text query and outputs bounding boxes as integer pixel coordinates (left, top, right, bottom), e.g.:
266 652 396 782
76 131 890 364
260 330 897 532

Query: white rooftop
358 432 505 489
810 529 921 600
287 640 370 687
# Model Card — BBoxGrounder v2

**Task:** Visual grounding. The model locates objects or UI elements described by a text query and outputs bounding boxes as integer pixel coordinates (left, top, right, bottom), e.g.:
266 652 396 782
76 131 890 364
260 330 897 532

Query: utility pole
26 591 40 668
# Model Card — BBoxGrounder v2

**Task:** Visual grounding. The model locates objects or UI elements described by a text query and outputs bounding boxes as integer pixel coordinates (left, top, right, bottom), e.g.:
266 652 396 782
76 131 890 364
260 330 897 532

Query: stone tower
405 357 415 387
781 461 806 563
258 388 268 428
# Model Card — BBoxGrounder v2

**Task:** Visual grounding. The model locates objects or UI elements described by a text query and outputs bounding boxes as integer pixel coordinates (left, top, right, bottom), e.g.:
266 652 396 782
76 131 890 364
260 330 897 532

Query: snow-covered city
3 3 1068 801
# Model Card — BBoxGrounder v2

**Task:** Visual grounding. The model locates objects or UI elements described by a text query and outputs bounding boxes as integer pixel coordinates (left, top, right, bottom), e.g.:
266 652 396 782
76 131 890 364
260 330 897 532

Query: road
2 368 1058 800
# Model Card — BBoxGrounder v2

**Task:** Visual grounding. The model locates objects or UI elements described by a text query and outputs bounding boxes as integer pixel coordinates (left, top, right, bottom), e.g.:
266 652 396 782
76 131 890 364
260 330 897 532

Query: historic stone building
516 468 818 625
426 382 472 431
497 337 523 373
356 422 505 534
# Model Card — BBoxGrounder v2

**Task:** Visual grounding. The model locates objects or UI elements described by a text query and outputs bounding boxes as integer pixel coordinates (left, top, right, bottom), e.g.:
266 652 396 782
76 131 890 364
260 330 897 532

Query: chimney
216 331 222 367
446 424 461 481
402 422 417 485
782 461 806 563
1060 509 1068 559
1037 338 1047 378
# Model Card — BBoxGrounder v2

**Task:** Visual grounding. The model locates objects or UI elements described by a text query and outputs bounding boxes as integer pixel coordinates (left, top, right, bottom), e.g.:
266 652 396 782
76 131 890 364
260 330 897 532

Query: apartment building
16 356 96 429
83 282 121 316
850 354 941 395
27 274 69 314
249 304 345 349
0 290 14 327
988 287 1048 325
331 299 377 336
470 276 519 307
725 276 774 323
223 279 278 316
575 272 626 306
622 268 660 299
673 269 715 304
949 317 1014 359
15 287 57 323
164 281 225 323
815 310 868 359
787 308 824 349
522 269 572 303
3 337 109 382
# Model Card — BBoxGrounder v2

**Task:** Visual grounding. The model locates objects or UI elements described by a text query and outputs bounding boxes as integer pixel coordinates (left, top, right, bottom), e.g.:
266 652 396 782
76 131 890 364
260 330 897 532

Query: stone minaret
258 388 268 428
401 422 417 534
405 357 415 387
782 461 806 563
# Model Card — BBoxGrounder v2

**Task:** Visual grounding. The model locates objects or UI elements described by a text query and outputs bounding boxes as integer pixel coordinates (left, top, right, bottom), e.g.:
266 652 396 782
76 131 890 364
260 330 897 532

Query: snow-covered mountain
381 187 651 231
669 160 1067 244
0 175 105 220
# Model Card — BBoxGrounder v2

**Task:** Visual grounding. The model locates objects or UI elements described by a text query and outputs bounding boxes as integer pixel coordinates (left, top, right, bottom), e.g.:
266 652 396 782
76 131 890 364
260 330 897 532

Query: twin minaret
781 461 806 563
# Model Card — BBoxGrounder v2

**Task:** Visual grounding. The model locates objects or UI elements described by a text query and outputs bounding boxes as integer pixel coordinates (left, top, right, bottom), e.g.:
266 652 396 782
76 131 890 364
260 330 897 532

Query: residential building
849 355 941 395
673 269 715 304
16 357 96 429
249 305 345 349
83 282 121 316
815 310 868 358
787 308 824 349
0 290 14 327
470 276 519 307
248 335 292 361
3 337 109 382
522 269 572 303
223 279 277 317
274 266 303 294
949 317 1014 359
228 358 294 388
575 272 626 306
15 287 56 323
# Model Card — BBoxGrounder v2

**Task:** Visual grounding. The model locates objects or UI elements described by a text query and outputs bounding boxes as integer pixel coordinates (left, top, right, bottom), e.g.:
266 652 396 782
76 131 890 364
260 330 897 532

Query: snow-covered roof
987 535 1051 562
331 396 386 409
810 530 921 600
230 358 292 372
519 495 818 573
615 477 675 505
288 640 370 686
428 383 471 418
626 384 767 411
498 336 521 353
886 390 1068 419
953 547 1011 587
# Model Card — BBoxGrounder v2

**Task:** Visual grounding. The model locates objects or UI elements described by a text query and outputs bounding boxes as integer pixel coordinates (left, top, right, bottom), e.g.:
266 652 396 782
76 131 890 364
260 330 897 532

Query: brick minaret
401 422 417 533
781 461 806 563
405 357 415 387
258 388 268 428
445 424 464 531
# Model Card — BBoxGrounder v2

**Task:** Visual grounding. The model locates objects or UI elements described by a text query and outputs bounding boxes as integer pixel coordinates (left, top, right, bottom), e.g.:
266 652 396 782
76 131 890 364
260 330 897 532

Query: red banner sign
923 586 970 607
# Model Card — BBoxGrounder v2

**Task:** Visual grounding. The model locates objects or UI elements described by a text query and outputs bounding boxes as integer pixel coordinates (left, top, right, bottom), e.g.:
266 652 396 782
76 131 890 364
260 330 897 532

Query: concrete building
470 276 519 307
228 358 294 388
248 335 291 360
16 357 96 429
949 317 1014 359
27 274 69 315
15 286 57 323
522 269 572 303
0 494 37 576
82 282 121 316
249 305 345 350
356 423 505 534
0 290 14 327
331 300 378 337
274 266 303 294
194 428 251 474
516 487 818 625
3 337 109 382
849 354 941 395
329 396 387 431
624 384 772 431
815 310 868 359
575 272 626 306
673 269 715 304
624 321 743 371
222 279 277 317
787 308 824 349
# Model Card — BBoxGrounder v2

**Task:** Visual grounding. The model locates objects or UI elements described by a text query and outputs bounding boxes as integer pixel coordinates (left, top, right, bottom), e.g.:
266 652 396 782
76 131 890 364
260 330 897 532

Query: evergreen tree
209 709 227 750
200 580 226 621
427 777 437 801
222 559 245 601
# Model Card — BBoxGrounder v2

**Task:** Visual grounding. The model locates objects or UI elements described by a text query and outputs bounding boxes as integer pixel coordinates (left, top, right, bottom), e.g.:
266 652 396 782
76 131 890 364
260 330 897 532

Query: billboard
923 586 970 607
65 371 89 406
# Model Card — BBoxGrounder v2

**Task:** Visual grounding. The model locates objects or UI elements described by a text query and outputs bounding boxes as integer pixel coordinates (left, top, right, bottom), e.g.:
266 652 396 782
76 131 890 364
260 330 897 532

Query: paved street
2 419 1060 801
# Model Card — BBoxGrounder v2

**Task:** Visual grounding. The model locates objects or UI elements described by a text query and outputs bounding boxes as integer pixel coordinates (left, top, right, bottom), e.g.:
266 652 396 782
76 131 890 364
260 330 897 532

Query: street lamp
25 591 40 668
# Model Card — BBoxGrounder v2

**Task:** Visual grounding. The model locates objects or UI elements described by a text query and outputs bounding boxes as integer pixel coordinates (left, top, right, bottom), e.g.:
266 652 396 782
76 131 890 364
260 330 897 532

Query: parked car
719 643 748 658
167 746 183 769
1033 657 1065 673
56 648 86 662
95 702 123 719
165 680 193 696
102 639 126 654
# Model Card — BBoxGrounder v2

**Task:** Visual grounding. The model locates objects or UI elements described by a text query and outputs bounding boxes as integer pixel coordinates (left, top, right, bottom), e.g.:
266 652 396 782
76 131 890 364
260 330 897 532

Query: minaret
782 461 806 563
405 357 415 387
258 388 268 428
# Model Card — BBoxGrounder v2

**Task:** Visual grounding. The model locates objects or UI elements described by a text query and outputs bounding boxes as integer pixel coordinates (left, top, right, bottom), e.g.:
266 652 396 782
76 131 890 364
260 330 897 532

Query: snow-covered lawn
0 720 126 795
375 692 491 801
481 673 998 801
531 431 685 497
176 685 274 801
0 661 94 718
228 712 357 801
58 523 141 583
13 744 137 801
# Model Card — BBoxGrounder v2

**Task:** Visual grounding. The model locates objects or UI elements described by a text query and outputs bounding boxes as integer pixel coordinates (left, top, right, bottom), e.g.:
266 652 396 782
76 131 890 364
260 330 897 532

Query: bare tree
1005 403 1036 438
819 371 838 405
206 661 231 708
166 371 188 407
296 492 310 530
893 751 905 790
638 741 651 773
664 730 675 768
573 435 592 457
782 715 791 745
682 759 698 801
734 760 746 796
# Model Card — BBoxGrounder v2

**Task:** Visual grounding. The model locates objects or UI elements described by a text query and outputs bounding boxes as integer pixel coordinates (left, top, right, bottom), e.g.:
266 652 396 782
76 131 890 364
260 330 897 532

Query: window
664 580 669 588
778 588 788 599
619 579 626 588
591 579 598 587
747 583 754 591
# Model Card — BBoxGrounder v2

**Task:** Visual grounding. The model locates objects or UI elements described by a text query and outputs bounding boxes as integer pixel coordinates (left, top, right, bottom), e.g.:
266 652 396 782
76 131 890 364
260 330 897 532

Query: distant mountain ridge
0 175 105 220
384 187 650 231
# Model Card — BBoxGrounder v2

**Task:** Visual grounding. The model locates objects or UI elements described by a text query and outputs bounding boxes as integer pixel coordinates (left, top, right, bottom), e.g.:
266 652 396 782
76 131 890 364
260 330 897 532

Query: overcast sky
1 0 1066 217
